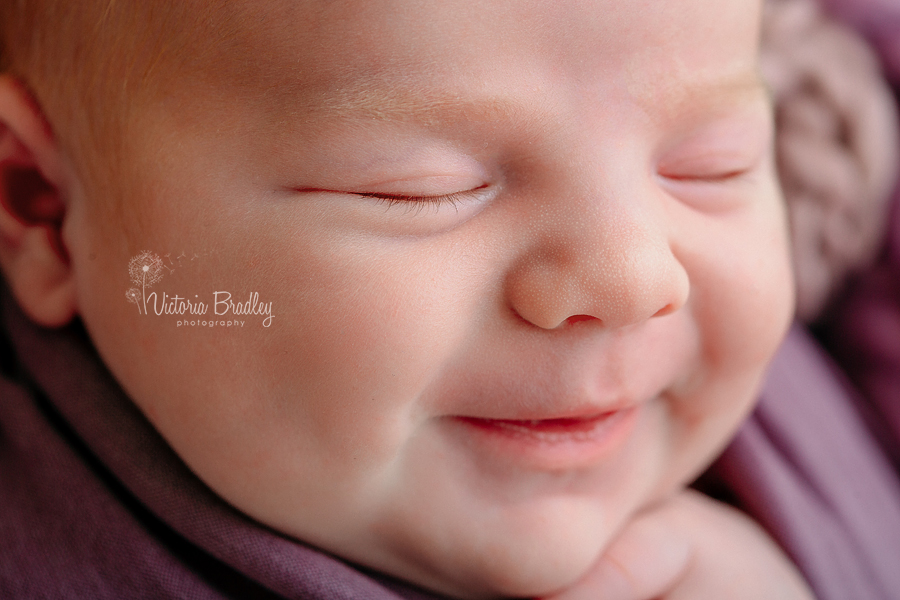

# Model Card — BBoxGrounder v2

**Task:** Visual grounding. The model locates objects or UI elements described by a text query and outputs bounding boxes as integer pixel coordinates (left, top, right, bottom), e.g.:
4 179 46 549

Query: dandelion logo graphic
127 251 165 314
125 288 142 314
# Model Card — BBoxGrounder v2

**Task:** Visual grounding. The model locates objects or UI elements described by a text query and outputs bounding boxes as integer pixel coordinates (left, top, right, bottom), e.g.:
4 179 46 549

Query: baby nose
507 206 690 330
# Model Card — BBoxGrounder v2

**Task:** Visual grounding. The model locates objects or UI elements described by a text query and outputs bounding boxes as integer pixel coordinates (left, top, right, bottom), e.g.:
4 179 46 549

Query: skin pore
0 0 798 598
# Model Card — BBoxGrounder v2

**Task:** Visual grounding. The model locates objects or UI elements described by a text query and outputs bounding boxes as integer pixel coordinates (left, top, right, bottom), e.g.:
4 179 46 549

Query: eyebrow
629 68 771 126
310 81 526 126
303 66 769 130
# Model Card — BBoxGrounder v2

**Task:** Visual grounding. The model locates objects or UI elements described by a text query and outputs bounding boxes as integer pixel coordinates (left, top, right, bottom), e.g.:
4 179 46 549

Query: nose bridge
507 177 690 330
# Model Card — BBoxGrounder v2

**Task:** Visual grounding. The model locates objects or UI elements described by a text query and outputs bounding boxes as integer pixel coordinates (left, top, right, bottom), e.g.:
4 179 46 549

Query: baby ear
0 75 76 327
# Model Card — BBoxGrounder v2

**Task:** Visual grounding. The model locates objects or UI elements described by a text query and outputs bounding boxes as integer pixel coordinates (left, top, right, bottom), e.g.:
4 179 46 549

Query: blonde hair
0 1 230 215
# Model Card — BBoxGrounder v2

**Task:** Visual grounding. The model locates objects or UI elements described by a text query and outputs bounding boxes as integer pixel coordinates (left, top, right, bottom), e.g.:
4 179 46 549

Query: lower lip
451 407 639 470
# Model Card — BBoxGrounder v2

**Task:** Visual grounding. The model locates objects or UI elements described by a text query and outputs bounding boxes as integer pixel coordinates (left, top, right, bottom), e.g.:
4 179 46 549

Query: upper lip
430 354 658 422
466 403 635 422
430 323 688 424
455 403 635 423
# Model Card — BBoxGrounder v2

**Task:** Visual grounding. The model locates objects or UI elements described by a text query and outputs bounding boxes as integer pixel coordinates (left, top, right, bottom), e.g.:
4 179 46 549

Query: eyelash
661 168 750 183
356 187 486 214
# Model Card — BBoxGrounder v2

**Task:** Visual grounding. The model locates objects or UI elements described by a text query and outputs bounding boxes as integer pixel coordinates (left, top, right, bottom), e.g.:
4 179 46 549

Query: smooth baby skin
0 0 800 597
543 490 812 600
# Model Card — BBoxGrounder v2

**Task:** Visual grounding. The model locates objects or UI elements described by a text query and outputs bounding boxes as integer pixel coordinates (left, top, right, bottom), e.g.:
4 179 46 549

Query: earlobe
0 75 77 327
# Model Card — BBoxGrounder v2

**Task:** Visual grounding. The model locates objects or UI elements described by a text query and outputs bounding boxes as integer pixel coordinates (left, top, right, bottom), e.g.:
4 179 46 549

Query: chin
459 531 606 599
470 549 599 599
380 498 618 600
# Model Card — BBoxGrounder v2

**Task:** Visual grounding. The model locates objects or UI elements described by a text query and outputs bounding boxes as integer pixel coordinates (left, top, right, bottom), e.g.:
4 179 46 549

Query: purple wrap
3 287 900 598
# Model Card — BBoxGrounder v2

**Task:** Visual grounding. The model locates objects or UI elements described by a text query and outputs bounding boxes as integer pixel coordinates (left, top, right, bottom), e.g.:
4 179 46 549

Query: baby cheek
735 230 794 362
662 205 793 469
263 240 480 462
655 257 792 498
693 209 793 369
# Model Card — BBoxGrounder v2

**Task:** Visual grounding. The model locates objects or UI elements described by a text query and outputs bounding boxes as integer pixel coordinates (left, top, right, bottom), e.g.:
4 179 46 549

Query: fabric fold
0 292 435 600
712 325 900 600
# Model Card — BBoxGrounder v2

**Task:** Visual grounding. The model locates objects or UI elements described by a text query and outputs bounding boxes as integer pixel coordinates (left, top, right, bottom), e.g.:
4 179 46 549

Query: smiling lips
460 411 626 439
452 406 640 469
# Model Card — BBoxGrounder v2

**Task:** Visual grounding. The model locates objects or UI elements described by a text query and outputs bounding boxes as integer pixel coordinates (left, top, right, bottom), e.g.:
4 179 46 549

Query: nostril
652 304 676 318
565 314 599 326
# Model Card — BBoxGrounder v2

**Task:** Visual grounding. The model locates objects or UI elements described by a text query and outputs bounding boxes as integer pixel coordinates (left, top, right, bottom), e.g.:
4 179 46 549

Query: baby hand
541 489 814 600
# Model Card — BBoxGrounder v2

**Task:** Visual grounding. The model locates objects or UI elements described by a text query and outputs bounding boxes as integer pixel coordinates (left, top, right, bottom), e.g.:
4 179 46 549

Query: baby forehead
202 0 758 69
167 0 763 122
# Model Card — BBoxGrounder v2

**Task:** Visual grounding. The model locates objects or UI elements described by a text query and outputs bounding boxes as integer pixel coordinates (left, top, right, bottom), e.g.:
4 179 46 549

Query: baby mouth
449 406 641 470
454 405 641 469
458 412 628 442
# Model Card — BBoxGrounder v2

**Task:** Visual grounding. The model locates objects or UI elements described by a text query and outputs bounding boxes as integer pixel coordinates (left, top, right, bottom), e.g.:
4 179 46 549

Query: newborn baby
0 0 820 598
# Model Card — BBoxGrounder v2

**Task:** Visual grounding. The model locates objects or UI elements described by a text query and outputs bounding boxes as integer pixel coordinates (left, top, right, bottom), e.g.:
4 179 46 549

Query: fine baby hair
0 1 899 599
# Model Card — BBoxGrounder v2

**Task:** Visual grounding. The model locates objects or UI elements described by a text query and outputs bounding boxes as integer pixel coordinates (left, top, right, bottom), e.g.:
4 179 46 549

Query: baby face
65 0 792 596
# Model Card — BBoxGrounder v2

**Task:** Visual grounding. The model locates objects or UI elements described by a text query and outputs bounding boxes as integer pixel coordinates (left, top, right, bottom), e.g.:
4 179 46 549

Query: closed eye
357 190 469 208
660 167 752 183
355 185 491 214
